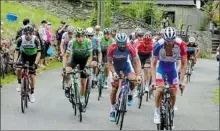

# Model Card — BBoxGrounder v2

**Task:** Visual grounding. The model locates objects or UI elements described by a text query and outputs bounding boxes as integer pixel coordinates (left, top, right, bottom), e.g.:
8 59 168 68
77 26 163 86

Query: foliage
1 1 90 39
200 0 219 30
212 88 219 105
118 1 162 27
104 0 113 27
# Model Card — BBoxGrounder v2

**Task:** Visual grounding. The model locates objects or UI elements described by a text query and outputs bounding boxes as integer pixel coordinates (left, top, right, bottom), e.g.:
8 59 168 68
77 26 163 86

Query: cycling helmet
23 24 34 34
137 30 145 37
116 33 127 46
163 27 176 40
189 36 196 43
135 27 141 32
111 28 117 33
144 31 152 38
66 25 74 33
86 27 94 35
103 28 111 34
95 25 101 30
75 27 84 37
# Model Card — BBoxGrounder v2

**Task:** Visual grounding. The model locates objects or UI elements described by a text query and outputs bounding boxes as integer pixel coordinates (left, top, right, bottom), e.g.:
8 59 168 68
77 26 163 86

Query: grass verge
212 87 219 105
1 60 62 86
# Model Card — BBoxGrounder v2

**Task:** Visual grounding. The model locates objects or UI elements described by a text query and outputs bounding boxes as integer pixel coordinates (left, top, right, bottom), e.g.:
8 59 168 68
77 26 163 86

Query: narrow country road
1 59 219 130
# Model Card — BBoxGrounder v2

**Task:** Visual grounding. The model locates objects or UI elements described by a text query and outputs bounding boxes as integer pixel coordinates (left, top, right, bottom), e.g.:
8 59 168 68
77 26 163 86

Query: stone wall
19 0 93 20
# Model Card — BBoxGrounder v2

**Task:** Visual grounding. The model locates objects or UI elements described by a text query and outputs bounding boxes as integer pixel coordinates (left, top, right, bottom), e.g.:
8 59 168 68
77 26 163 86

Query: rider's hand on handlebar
150 82 156 89
136 75 142 83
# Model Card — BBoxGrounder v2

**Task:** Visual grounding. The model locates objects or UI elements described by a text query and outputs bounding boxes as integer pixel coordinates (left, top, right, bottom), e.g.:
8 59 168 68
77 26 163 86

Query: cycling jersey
66 38 92 59
134 38 153 54
16 35 41 55
94 31 104 39
91 37 101 52
100 37 115 63
153 37 187 85
107 43 138 76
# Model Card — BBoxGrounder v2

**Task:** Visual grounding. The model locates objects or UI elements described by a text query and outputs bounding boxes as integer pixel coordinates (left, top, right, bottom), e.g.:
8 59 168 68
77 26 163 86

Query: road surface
1 59 219 130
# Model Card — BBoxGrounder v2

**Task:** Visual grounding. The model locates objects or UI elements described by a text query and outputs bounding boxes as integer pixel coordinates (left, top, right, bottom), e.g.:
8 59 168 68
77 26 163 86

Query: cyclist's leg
144 53 152 92
103 52 109 88
154 65 165 124
109 71 119 121
65 56 76 87
167 68 178 109
28 54 37 102
15 54 23 92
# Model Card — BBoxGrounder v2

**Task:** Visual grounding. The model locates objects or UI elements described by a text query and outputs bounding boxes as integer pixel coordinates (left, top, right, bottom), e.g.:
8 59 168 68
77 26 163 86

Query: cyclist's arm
97 39 102 64
151 42 160 84
179 42 187 83
64 41 73 68
107 44 116 73
14 37 22 63
34 38 41 65
127 44 141 76
85 40 93 67
60 37 65 55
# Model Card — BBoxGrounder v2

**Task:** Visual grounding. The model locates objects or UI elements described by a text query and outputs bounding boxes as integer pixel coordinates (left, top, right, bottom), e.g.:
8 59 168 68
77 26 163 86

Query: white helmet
163 27 176 40
66 25 74 33
95 25 101 30
86 27 94 35
189 36 196 43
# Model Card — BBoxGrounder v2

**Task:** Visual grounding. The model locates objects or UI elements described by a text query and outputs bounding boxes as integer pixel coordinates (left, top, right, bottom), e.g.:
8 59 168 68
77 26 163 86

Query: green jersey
16 35 41 55
66 38 92 59
100 37 115 52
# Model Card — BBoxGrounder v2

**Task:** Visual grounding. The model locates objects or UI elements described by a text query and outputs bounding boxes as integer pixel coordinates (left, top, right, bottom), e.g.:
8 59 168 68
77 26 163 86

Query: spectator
38 20 48 68
217 45 220 80
45 22 52 65
56 21 67 58
15 18 30 40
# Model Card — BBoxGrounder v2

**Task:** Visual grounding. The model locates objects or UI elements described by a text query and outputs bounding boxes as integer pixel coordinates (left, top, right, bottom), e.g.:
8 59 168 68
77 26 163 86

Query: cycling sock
111 104 116 112
80 95 85 103
145 81 149 87
155 107 160 114
30 88 34 94
18 78 21 84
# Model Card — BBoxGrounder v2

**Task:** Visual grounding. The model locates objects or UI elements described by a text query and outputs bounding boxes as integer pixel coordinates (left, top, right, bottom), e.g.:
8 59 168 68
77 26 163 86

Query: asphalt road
1 59 219 130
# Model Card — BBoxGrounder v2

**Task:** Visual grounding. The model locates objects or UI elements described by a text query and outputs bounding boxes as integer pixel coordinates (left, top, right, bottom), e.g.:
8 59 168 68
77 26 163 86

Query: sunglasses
118 42 126 47
88 35 94 37
24 32 32 35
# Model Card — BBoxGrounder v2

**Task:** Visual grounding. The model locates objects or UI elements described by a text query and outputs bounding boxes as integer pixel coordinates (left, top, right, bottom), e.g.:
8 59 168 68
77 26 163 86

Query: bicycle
68 67 88 122
16 62 34 113
155 73 174 130
97 63 105 101
186 51 194 84
0 52 5 80
115 71 137 130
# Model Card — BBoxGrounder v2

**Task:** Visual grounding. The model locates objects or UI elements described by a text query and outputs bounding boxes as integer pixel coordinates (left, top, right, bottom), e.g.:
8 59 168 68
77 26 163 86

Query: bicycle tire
74 86 78 116
78 103 82 122
62 76 65 90
138 84 143 109
21 89 25 113
165 103 172 130
98 73 104 101
25 78 29 108
119 93 127 130
85 77 91 107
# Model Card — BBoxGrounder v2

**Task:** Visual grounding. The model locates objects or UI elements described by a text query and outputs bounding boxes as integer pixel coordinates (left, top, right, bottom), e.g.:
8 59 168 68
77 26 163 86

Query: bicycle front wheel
165 103 172 130
119 93 127 130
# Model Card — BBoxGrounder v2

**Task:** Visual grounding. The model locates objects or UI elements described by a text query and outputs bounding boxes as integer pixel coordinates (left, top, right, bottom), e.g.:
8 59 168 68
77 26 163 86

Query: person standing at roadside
45 22 52 65
38 20 48 67
15 18 30 40
217 45 220 80
56 21 67 60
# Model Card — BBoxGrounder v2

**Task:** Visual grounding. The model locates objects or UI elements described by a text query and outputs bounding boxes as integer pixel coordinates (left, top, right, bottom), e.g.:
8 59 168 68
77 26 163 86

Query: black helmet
103 28 111 34
23 18 30 26
23 24 34 34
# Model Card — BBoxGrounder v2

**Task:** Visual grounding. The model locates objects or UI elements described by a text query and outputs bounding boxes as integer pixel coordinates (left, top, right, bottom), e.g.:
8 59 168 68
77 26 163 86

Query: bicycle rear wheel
77 103 82 122
62 75 65 90
21 78 27 113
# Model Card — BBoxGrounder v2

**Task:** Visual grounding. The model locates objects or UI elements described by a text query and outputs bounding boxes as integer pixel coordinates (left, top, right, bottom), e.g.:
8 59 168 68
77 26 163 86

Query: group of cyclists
12 21 200 129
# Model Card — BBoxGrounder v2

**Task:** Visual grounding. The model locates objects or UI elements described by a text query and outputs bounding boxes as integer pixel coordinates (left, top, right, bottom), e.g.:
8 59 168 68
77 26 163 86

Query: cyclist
186 36 199 72
94 25 103 39
100 28 115 89
107 33 142 121
134 31 153 93
14 25 41 103
129 27 140 44
85 27 102 85
60 25 74 69
151 27 187 126
133 30 145 44
64 27 93 112
111 28 117 40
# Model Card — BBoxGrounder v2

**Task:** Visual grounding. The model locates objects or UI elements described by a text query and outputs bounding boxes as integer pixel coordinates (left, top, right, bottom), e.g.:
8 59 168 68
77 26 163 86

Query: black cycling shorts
102 51 107 63
17 52 37 75
138 52 152 66
67 56 88 78
92 49 99 62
